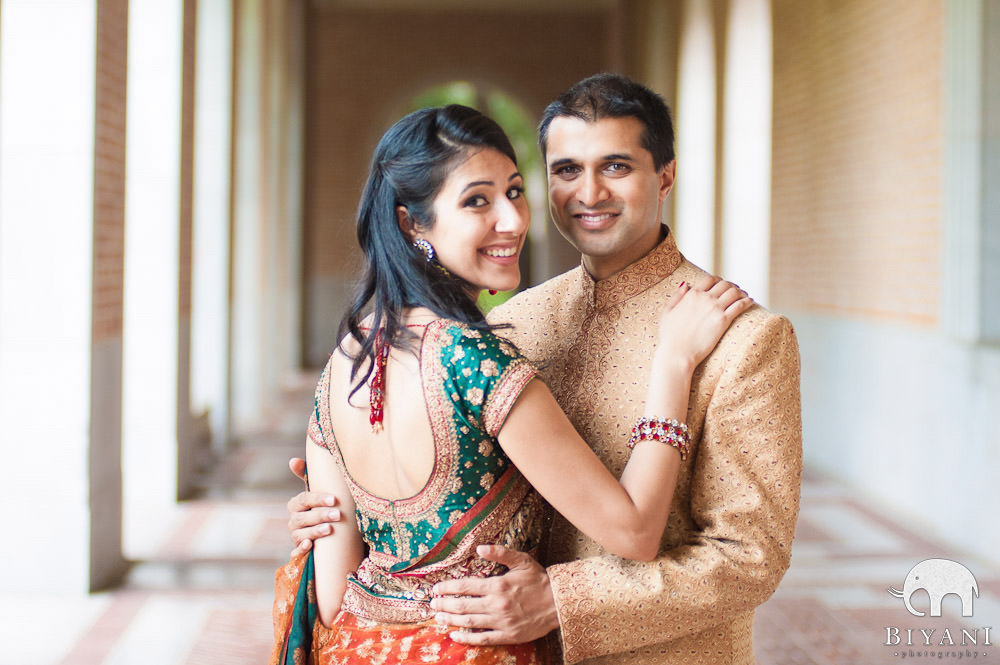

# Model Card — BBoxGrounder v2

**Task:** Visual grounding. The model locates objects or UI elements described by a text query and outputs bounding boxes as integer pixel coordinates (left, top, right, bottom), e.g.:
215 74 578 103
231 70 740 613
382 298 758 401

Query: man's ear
658 160 676 202
396 206 416 241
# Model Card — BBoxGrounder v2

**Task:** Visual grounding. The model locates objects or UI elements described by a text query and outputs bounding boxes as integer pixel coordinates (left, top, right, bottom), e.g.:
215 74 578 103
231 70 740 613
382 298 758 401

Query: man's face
545 116 675 280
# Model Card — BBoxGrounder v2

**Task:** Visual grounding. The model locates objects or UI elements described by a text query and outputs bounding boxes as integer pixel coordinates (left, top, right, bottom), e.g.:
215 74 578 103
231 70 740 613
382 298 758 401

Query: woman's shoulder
429 319 522 360
427 319 537 437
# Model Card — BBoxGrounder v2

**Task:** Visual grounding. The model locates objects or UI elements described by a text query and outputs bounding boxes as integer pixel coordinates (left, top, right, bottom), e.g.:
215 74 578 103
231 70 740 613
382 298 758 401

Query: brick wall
92 0 129 344
770 0 943 326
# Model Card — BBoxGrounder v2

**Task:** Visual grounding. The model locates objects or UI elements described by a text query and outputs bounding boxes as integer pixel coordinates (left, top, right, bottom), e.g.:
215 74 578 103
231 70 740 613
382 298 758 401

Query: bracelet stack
628 416 690 460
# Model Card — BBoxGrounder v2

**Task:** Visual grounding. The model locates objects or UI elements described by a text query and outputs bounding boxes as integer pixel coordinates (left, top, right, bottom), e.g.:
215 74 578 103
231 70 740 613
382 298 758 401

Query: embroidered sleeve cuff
482 360 537 437
307 408 330 451
547 559 601 665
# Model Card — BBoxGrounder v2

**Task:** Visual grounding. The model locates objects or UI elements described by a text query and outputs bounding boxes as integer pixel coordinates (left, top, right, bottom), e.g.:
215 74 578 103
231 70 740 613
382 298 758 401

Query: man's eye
606 163 631 174
507 185 524 200
463 195 488 208
552 165 580 178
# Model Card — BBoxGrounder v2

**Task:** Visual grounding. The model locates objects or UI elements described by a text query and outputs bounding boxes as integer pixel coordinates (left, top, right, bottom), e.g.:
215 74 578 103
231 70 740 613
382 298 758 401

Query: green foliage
484 91 541 176
409 81 478 109
408 81 541 176
476 288 516 314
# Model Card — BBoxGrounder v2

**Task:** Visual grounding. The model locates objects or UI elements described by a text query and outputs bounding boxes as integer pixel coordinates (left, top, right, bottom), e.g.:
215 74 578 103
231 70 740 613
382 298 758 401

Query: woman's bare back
327 324 436 501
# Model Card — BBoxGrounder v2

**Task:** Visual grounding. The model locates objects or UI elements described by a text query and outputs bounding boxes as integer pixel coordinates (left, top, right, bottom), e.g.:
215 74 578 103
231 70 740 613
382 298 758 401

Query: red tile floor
13 374 999 664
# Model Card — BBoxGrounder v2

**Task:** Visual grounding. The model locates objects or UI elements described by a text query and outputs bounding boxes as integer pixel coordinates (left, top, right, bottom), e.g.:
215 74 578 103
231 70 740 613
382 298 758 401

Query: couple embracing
271 73 802 665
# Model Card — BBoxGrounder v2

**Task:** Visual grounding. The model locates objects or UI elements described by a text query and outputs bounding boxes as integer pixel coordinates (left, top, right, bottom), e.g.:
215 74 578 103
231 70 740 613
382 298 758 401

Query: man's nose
577 171 609 207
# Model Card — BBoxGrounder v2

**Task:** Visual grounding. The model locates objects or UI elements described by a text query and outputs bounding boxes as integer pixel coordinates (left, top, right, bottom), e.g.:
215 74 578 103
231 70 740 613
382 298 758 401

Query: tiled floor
754 477 1000 664
9 374 998 665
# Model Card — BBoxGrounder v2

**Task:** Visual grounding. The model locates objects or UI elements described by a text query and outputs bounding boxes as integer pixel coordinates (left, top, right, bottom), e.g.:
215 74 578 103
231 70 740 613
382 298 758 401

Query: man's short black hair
538 73 675 170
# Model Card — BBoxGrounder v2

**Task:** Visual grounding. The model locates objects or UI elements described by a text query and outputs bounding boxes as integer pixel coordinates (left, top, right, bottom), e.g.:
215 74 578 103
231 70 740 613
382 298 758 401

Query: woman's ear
396 206 415 241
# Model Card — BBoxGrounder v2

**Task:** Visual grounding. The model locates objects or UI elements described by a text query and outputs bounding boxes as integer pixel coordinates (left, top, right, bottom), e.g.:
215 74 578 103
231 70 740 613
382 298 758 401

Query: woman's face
416 148 530 295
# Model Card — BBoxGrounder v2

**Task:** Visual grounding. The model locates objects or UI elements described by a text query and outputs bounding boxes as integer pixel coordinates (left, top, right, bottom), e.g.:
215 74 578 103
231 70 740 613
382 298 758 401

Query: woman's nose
495 198 529 234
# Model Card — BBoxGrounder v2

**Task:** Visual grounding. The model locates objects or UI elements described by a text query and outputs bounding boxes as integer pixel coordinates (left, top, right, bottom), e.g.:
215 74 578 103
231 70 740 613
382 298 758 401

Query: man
287 73 802 664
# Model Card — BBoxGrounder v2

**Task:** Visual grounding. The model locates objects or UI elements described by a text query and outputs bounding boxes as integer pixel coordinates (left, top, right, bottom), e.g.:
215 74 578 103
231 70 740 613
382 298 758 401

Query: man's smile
572 209 621 230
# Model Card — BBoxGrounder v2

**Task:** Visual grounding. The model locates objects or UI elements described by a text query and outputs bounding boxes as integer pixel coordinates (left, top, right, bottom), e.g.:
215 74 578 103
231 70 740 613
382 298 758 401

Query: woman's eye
463 195 488 208
507 185 524 200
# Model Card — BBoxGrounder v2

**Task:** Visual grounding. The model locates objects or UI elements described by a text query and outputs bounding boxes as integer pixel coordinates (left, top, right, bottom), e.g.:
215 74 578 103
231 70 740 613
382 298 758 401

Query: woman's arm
497 279 750 561
306 436 365 627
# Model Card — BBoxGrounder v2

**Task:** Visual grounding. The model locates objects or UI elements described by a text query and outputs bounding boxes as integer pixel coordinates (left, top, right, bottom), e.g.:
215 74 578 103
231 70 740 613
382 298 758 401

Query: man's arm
545 313 802 663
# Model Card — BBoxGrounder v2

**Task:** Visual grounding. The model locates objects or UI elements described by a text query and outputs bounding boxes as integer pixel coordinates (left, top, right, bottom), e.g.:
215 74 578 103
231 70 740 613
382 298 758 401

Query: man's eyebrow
548 158 576 170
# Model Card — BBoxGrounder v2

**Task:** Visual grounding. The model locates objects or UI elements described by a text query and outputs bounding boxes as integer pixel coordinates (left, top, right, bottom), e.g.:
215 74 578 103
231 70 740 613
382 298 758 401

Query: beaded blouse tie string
368 329 389 432
365 324 426 433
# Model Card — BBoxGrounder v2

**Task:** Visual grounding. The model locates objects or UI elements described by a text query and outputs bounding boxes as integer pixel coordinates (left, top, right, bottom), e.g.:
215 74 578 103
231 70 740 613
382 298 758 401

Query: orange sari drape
270 549 544 665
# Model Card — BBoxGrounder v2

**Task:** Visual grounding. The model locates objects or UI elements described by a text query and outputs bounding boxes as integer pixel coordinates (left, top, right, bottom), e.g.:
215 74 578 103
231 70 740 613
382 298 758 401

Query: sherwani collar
579 226 683 309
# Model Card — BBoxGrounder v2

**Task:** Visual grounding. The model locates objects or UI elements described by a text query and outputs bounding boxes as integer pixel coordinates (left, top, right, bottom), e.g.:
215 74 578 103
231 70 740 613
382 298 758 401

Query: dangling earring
413 238 450 277
413 238 435 263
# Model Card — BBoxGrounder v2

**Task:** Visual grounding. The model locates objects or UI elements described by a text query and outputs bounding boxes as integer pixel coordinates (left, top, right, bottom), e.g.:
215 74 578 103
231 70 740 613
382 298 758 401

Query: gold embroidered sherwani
488 230 802 665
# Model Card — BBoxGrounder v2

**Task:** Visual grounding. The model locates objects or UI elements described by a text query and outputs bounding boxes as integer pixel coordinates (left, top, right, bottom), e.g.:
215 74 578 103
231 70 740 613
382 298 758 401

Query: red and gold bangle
627 416 690 460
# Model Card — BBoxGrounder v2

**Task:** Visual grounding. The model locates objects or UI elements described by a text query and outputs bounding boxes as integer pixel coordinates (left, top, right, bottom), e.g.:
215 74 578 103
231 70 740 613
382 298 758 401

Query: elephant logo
888 558 979 617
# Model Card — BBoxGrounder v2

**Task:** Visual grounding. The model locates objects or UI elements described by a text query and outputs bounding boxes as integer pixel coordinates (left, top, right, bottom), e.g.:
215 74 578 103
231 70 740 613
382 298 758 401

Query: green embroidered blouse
308 319 545 623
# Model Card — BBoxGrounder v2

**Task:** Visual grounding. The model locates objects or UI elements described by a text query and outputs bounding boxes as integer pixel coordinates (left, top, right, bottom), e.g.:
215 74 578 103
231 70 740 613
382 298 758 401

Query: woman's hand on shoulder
657 275 753 371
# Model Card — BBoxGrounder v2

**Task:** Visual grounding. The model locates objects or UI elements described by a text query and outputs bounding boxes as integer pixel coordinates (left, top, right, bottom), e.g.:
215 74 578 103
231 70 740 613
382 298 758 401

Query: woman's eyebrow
460 180 493 194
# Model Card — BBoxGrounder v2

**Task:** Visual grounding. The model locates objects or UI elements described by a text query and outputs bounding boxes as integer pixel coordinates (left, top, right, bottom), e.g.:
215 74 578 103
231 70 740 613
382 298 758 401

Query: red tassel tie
369 332 389 433
367 324 426 434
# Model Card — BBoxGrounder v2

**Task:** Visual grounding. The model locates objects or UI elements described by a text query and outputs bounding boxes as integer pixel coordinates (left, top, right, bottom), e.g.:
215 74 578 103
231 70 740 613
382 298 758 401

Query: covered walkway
3 1 1000 664
6 374 997 664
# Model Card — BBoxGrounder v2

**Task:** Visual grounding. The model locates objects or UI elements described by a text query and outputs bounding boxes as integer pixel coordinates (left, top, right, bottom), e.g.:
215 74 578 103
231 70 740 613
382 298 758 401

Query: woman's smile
481 243 520 262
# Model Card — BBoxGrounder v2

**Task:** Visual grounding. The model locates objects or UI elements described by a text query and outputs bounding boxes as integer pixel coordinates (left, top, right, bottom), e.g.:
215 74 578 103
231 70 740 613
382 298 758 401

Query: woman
270 105 751 664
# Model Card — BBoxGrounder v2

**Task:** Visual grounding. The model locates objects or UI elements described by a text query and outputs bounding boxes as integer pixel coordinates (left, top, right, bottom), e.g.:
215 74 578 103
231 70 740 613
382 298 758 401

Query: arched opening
302 79 551 366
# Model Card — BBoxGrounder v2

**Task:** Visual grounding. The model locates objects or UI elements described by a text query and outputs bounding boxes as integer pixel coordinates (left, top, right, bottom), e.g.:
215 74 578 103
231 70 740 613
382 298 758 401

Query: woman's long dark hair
339 105 518 397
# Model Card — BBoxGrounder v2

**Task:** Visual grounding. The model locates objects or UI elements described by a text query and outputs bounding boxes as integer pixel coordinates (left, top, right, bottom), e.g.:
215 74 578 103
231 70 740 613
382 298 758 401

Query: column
719 0 772 304
0 0 112 592
231 0 305 432
122 0 184 554
674 0 718 270
191 0 234 453
230 0 265 428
